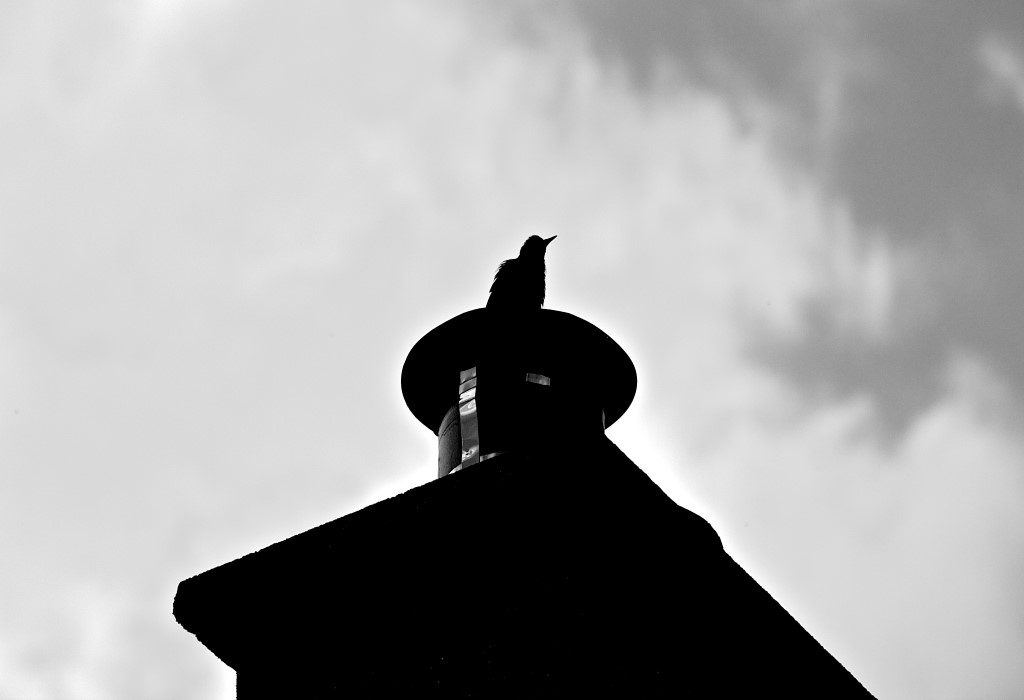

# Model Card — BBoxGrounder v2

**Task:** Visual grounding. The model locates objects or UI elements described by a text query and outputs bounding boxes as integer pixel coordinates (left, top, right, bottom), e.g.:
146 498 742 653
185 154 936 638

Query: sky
1 1 1023 697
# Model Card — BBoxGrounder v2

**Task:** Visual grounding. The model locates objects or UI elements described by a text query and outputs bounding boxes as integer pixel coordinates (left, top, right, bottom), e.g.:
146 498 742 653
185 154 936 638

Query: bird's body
486 235 556 312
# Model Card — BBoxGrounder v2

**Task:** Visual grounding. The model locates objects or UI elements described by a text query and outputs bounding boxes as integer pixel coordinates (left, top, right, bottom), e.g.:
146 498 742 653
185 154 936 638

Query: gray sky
2 1 1023 697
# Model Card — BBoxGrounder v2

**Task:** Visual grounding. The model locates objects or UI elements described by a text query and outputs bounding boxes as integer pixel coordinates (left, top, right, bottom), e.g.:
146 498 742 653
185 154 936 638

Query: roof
173 439 874 697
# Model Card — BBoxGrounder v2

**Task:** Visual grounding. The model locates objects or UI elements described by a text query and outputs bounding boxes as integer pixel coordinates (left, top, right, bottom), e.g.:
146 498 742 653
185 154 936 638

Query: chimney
402 308 636 476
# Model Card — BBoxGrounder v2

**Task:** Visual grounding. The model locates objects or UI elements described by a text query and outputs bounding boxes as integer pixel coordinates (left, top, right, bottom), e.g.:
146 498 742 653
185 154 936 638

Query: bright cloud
979 34 1024 115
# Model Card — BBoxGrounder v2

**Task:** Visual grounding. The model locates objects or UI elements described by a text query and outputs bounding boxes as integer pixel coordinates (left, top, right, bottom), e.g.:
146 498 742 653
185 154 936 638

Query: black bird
486 235 556 312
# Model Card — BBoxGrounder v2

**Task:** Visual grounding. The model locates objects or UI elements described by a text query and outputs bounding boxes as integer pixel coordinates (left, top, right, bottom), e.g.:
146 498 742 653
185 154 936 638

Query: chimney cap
401 308 637 435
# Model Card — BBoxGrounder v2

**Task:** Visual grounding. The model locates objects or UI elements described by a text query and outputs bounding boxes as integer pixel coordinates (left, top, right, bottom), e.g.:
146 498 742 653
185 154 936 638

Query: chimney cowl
401 309 637 476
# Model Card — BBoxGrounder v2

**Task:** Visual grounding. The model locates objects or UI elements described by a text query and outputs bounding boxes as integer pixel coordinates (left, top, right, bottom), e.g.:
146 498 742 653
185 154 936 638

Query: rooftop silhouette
173 247 874 697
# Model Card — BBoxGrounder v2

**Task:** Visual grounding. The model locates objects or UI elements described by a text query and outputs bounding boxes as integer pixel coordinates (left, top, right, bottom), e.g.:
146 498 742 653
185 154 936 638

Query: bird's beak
543 235 557 246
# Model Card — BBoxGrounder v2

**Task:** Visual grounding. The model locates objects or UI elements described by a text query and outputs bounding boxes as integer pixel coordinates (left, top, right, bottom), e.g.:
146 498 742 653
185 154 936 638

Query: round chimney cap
401 308 637 435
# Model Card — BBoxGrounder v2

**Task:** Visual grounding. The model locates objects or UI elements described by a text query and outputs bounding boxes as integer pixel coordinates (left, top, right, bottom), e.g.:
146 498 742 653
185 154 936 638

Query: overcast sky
2 2 1023 698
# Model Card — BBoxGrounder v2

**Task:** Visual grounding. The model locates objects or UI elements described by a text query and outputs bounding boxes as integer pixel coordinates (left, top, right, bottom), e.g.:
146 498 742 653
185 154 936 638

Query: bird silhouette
486 235 556 312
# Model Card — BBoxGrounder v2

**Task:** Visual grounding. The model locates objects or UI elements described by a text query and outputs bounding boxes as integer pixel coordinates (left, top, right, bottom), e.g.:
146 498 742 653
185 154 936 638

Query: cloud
1 2 1023 698
979 34 1024 115
689 351 1024 698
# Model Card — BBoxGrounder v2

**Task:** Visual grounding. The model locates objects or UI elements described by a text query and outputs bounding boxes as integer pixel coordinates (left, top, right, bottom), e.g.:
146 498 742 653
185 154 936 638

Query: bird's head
520 234 557 259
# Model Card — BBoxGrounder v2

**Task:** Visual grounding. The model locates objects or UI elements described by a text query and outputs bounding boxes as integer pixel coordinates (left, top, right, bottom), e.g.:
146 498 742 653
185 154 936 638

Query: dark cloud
569 1 1024 437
